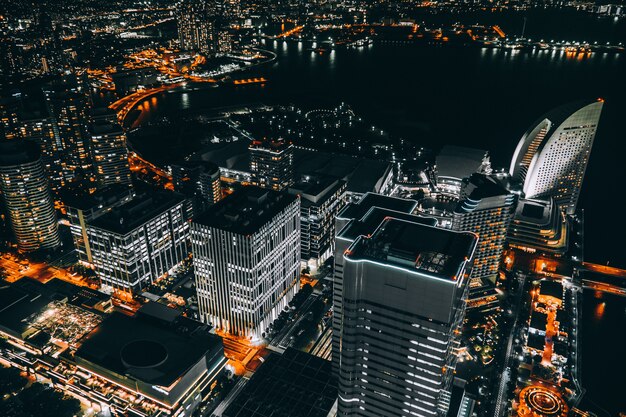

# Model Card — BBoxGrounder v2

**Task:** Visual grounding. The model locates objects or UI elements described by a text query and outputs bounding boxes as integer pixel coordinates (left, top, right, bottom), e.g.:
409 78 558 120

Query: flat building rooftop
90 192 183 234
337 192 418 222
346 218 477 281
74 308 221 389
194 186 298 235
339 206 437 242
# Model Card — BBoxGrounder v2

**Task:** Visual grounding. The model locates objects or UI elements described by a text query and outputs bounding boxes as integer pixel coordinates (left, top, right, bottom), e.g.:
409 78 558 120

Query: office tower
176 0 218 54
452 173 515 286
216 30 234 53
88 121 132 187
335 192 419 239
171 160 222 211
332 193 425 375
85 193 189 295
2 94 65 191
17 111 65 192
63 185 135 266
249 139 294 191
289 176 346 270
43 85 94 186
0 140 61 252
337 218 477 417
510 99 603 214
447 379 478 417
191 187 300 341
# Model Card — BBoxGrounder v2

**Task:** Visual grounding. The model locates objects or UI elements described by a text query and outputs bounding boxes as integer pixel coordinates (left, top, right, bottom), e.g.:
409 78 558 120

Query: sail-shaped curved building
510 99 603 214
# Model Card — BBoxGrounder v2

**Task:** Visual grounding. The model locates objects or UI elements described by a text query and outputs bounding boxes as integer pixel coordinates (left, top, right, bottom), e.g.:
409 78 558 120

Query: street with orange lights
275 25 304 39
510 249 626 296
128 151 174 190
109 84 176 126
0 253 95 289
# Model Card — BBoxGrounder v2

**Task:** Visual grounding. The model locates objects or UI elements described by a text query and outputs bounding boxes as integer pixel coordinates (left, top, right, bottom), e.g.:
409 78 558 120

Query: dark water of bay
579 289 626 416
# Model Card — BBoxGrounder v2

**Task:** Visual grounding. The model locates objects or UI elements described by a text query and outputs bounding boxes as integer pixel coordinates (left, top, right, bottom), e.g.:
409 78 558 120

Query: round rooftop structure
121 340 169 368
517 386 568 417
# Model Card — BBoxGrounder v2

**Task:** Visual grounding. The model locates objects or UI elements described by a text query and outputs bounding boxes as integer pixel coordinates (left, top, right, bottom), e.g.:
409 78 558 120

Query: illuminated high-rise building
216 30 234 53
0 139 60 252
2 95 65 192
64 185 135 266
510 99 603 214
88 121 132 187
176 0 218 54
18 111 65 192
331 193 434 376
289 175 346 270
249 139 294 191
452 173 515 286
171 160 222 213
508 197 569 257
336 218 477 417
43 85 94 187
191 187 300 341
222 0 241 19
85 192 189 295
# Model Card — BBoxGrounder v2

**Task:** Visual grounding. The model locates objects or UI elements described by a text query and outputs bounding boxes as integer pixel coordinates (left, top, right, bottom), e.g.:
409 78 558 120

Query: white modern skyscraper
288 175 346 270
191 187 300 341
332 193 421 376
89 121 132 187
0 139 60 252
336 218 477 417
510 99 603 214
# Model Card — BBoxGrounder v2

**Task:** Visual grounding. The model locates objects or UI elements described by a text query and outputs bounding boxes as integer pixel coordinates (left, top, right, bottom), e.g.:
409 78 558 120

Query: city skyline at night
0 1 624 417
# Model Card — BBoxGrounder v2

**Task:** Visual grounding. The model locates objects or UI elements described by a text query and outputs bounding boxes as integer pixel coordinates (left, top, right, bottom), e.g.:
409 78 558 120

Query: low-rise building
74 303 226 415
